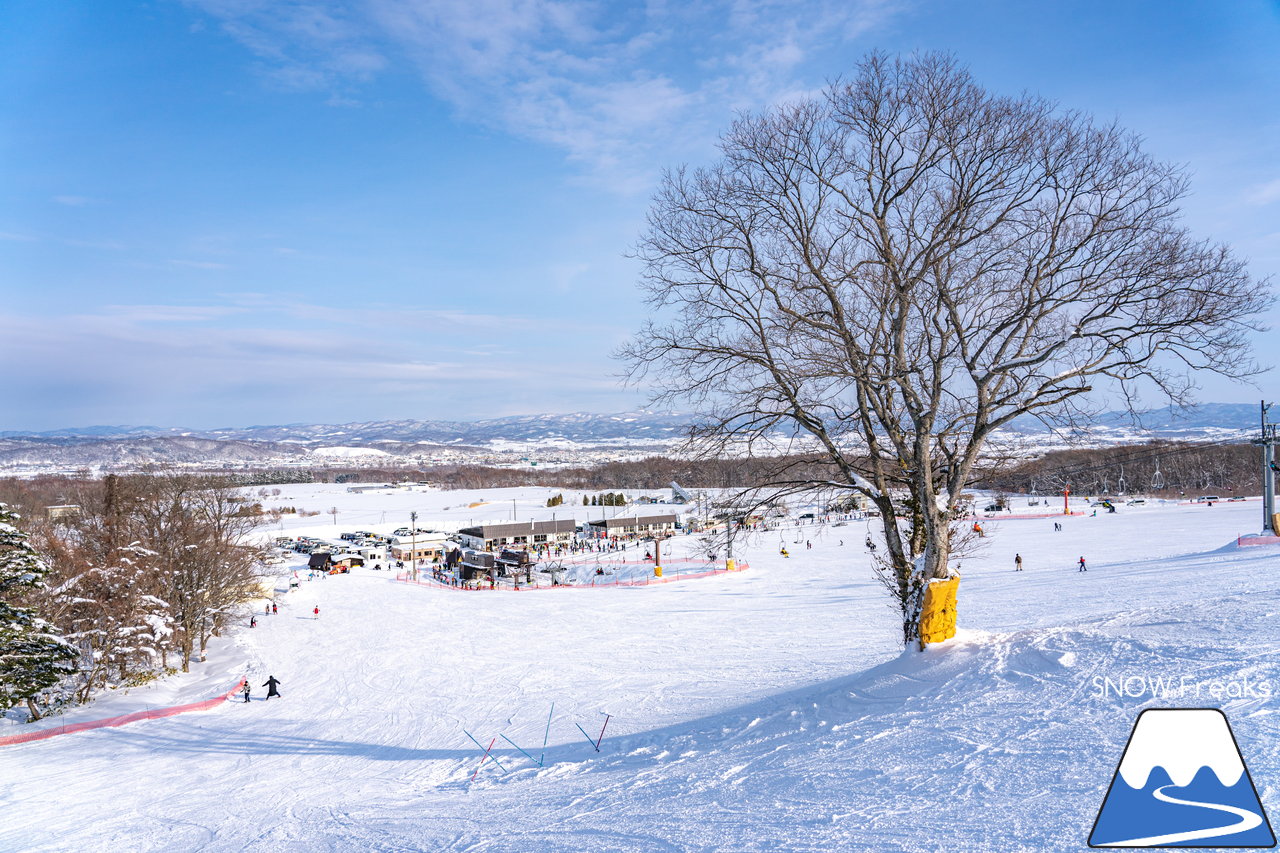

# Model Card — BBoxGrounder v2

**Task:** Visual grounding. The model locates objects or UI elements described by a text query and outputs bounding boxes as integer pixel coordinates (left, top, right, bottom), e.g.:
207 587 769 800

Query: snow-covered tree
0 505 77 719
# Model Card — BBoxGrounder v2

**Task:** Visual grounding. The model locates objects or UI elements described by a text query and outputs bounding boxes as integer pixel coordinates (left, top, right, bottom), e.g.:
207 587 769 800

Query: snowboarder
1014 554 1023 572
1078 556 1087 572
1054 522 1062 532
313 605 320 618
271 602 277 614
263 675 282 699
250 616 257 628
805 540 812 550
242 682 251 703
865 536 876 552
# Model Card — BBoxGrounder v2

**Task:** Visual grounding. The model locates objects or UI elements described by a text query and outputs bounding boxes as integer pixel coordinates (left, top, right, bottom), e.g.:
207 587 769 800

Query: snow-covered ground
3 489 1277 852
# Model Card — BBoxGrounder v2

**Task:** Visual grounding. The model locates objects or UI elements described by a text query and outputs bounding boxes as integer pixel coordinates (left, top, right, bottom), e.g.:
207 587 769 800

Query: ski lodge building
390 537 449 563
456 519 577 552
583 513 680 539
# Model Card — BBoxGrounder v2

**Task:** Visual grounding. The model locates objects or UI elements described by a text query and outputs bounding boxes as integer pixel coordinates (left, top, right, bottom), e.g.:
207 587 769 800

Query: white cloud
169 259 230 269
52 194 96 206
181 0 906 191
1244 178 1280 207
0 295 634 423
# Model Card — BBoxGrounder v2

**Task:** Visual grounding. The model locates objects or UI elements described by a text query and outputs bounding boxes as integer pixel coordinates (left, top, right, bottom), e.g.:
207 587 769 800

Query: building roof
587 514 679 529
391 541 444 551
457 519 577 539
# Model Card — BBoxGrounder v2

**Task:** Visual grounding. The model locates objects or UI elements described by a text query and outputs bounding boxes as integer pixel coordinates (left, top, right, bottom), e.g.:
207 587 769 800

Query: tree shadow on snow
106 728 473 762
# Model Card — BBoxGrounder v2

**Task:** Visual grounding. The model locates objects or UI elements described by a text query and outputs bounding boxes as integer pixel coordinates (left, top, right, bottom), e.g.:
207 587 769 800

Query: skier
1078 556 1087 572
265 603 270 615
242 681 251 703
313 605 320 618
806 540 812 550
1014 553 1023 572
250 616 257 628
271 602 277 614
1054 522 1062 532
263 675 282 699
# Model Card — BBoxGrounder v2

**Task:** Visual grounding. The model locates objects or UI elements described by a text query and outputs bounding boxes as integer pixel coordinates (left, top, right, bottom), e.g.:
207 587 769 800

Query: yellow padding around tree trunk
918 575 960 650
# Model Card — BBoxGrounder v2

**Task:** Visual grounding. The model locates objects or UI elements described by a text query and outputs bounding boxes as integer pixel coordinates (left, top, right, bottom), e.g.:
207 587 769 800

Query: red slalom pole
595 714 611 751
472 737 497 780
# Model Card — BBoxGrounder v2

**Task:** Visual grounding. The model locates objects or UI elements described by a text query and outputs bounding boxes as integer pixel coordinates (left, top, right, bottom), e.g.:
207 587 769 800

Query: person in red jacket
313 605 320 618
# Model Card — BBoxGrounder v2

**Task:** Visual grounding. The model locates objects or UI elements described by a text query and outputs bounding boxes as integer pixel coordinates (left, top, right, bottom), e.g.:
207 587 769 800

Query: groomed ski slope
2 490 1277 852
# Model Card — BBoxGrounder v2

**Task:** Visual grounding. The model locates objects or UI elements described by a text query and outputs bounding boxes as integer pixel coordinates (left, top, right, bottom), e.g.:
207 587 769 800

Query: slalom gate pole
574 722 600 752
473 736 496 781
595 713 611 750
540 703 554 767
464 729 508 776
501 733 538 764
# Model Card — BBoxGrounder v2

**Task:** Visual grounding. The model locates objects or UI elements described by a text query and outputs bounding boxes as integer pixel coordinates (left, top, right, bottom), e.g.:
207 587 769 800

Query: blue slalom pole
540 702 554 766
574 722 600 751
463 728 508 774
500 733 538 764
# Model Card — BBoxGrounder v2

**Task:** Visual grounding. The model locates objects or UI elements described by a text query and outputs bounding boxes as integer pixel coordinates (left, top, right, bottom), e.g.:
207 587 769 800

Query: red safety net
395 561 750 591
0 678 248 747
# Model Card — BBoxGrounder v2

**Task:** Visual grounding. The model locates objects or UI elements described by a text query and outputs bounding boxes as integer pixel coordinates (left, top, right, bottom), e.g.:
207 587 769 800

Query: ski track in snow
1 487 1277 852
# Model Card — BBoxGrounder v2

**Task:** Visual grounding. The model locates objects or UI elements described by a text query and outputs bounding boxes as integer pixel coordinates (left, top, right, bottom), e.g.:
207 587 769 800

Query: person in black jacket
263 675 282 699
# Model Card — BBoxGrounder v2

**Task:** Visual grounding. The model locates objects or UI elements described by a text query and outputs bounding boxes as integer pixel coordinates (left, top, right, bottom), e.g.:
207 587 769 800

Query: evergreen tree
590 496 598 506
0 505 77 718
582 495 589 506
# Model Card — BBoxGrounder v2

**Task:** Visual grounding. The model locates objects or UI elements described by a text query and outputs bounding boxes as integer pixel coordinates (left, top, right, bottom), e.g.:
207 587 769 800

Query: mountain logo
1089 708 1276 848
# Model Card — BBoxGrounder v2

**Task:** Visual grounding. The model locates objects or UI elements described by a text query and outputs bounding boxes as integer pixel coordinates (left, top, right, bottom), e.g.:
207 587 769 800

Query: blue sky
2 0 1278 430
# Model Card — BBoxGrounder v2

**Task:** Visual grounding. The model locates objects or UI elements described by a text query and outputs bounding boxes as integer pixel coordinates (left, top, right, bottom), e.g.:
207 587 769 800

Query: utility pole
1255 401 1277 535
410 511 418 581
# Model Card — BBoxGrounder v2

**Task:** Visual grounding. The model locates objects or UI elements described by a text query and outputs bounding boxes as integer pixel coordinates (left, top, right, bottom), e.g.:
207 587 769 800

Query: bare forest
0 473 267 718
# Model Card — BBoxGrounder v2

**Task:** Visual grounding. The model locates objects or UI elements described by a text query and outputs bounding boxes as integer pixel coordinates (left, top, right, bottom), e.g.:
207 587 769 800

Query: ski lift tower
1254 401 1277 535
669 482 694 504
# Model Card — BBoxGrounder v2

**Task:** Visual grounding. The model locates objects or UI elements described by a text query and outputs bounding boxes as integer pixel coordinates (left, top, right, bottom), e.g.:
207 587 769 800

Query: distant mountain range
0 405 1264 472
1 411 696 446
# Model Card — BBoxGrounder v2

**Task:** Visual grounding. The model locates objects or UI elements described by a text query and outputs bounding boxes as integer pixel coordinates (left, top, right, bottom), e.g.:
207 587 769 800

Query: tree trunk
26 697 43 722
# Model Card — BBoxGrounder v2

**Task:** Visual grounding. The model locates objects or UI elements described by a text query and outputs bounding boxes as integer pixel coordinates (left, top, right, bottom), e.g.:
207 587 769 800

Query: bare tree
128 474 266 671
623 53 1271 645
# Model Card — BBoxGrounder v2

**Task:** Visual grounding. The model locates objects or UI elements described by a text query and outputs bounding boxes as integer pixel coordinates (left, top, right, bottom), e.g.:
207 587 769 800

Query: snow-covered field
2 487 1277 852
